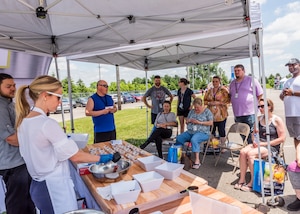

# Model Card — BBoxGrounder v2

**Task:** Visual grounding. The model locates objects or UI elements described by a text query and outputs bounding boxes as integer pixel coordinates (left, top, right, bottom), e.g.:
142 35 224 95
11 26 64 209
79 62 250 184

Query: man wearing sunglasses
86 80 117 143
280 58 300 211
0 73 35 213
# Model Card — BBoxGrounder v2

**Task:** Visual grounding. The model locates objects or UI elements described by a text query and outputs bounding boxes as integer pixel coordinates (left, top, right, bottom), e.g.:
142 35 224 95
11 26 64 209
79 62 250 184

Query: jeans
175 131 209 152
234 114 255 144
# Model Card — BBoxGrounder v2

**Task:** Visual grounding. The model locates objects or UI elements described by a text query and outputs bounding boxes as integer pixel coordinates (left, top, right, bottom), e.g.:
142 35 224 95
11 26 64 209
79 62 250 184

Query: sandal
240 184 252 192
234 183 244 190
192 163 201 169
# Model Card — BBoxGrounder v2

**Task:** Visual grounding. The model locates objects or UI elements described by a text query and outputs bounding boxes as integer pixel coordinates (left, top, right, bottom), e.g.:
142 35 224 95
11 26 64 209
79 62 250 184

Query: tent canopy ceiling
69 27 260 71
0 0 261 68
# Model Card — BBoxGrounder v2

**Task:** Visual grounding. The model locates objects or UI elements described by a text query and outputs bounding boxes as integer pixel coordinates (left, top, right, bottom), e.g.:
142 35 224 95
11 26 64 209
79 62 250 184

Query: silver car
55 98 71 113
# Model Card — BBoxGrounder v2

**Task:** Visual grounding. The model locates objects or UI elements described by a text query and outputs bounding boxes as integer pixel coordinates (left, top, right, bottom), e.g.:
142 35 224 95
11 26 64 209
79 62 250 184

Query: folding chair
214 122 250 173
201 127 215 164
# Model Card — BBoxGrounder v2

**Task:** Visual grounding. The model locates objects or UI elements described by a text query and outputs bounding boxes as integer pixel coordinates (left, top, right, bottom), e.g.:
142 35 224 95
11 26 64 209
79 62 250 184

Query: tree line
53 63 291 95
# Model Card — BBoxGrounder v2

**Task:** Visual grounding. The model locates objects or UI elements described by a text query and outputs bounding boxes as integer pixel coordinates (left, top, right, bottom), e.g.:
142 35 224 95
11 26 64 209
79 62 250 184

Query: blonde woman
15 75 116 213
234 98 286 192
175 98 213 169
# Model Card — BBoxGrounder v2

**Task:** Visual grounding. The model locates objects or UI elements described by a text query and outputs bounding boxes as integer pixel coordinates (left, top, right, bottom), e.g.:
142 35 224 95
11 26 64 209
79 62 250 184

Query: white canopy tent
0 0 261 58
0 0 277 208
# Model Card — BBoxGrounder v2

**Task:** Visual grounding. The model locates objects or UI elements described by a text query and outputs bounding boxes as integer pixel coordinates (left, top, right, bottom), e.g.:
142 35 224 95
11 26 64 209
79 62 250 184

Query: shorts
177 109 189 117
286 117 300 139
288 171 300 189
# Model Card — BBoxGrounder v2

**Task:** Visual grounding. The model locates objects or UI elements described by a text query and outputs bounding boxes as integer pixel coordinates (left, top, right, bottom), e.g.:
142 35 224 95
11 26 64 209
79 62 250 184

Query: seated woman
175 98 213 169
140 101 177 158
234 98 286 192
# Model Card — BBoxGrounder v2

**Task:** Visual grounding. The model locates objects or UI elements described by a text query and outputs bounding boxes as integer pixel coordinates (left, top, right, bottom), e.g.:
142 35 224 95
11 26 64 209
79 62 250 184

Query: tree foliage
59 65 285 95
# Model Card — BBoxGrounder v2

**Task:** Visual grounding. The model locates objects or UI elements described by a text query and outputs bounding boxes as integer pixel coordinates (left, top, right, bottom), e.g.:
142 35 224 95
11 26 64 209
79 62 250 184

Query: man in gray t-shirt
143 75 173 124
0 73 35 213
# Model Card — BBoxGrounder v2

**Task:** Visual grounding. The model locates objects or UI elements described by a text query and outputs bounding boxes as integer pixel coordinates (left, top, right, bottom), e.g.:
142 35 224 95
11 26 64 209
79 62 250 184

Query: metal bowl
88 160 131 181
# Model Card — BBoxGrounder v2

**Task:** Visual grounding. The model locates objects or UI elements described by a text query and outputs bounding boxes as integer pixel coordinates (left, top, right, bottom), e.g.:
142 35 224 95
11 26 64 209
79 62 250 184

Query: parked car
193 89 201 95
170 90 178 97
123 94 135 103
131 93 144 102
111 94 124 104
55 98 71 113
70 98 77 108
76 97 88 107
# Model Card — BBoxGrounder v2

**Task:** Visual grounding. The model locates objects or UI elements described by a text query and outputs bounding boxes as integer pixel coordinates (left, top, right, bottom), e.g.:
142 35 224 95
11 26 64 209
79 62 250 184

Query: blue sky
48 0 300 86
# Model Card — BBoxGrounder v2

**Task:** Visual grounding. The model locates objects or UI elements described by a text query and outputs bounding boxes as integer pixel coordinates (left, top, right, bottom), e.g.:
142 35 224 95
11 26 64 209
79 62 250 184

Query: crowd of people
1 58 300 212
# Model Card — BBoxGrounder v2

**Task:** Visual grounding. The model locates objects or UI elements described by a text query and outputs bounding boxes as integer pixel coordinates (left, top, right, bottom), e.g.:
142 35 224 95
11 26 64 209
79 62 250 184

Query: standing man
142 75 173 124
86 80 117 143
280 58 300 211
0 73 35 213
229 64 263 144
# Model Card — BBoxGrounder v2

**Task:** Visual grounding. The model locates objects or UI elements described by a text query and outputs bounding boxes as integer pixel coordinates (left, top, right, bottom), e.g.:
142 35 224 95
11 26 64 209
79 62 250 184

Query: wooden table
142 185 262 214
73 141 261 214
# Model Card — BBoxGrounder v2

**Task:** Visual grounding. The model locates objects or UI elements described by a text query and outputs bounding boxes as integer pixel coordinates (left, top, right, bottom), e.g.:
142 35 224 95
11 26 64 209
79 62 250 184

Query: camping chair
214 122 250 173
162 124 179 146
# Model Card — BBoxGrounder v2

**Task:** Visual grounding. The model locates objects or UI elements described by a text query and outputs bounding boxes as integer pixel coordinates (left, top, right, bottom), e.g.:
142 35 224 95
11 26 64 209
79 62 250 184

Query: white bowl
67 133 89 149
137 155 164 171
154 162 184 180
132 171 164 192
111 180 141 205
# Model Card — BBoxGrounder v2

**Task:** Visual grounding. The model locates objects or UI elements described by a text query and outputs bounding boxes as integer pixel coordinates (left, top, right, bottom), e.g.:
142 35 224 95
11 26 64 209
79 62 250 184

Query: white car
111 94 124 104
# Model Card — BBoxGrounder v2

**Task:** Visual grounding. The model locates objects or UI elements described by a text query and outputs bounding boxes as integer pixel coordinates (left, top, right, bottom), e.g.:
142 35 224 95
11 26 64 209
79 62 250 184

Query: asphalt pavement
50 89 297 214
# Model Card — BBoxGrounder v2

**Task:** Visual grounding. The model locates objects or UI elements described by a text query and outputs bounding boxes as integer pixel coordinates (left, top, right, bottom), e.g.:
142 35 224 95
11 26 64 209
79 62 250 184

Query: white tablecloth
69 162 101 210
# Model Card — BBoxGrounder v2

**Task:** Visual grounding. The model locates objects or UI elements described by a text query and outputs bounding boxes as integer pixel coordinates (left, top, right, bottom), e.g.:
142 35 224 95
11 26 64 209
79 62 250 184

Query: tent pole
116 65 121 110
247 15 266 202
67 59 75 133
259 28 276 204
145 70 149 137
54 57 66 133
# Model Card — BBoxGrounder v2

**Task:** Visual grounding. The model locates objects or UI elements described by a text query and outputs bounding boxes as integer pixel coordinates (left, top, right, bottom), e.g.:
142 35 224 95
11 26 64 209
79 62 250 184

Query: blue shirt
91 93 115 133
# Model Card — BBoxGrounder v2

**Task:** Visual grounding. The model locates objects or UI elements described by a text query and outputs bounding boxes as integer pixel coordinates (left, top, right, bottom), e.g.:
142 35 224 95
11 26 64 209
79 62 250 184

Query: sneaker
287 198 300 211
139 142 148 149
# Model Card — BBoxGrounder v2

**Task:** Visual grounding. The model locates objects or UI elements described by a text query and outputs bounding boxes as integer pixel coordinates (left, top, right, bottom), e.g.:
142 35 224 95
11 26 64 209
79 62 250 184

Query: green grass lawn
61 96 202 146
61 107 164 146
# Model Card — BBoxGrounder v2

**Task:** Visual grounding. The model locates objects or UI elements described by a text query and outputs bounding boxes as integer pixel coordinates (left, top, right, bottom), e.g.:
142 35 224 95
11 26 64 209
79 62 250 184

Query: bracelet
292 91 295 96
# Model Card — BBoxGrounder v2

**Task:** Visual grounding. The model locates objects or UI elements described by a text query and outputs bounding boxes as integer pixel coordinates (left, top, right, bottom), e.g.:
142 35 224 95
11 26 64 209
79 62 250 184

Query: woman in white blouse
15 75 115 214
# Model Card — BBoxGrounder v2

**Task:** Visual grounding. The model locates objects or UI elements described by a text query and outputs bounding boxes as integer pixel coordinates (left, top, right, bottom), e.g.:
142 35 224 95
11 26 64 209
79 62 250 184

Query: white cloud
287 1 300 11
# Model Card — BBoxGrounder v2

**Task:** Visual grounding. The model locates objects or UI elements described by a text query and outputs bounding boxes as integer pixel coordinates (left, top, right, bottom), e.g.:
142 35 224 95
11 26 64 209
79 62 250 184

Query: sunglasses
98 84 109 88
180 186 199 194
46 91 63 101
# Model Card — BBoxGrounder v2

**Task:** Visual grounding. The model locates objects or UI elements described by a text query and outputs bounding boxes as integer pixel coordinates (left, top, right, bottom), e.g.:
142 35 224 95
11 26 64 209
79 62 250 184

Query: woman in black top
177 78 196 133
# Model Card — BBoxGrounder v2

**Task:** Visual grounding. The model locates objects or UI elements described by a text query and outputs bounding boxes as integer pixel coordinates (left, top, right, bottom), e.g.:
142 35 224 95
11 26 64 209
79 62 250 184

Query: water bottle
253 133 259 144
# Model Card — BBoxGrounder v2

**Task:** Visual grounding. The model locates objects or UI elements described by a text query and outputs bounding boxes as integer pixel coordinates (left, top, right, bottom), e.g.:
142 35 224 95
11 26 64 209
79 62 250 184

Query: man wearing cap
280 58 300 211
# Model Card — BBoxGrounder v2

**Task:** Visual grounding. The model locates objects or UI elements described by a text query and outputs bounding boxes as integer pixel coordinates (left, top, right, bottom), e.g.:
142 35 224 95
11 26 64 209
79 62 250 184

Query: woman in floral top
204 76 230 147
175 98 213 169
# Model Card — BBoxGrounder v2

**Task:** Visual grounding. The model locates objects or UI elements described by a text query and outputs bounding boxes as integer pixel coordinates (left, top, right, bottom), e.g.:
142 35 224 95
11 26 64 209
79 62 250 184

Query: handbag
253 159 285 196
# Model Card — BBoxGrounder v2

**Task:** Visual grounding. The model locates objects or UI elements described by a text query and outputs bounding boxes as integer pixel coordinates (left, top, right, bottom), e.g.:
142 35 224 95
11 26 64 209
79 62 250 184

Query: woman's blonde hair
15 75 62 128
193 97 203 106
